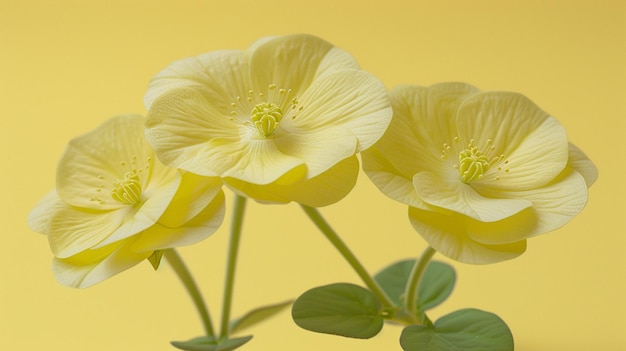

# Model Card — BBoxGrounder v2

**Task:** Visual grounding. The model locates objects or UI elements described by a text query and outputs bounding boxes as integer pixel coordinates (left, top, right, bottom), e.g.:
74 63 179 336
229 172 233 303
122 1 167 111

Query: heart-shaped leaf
170 335 253 351
230 300 293 334
292 283 383 339
400 309 513 351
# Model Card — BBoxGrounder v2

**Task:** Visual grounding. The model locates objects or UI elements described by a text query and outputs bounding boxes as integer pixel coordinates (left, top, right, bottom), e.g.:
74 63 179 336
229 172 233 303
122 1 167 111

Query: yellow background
1 0 624 350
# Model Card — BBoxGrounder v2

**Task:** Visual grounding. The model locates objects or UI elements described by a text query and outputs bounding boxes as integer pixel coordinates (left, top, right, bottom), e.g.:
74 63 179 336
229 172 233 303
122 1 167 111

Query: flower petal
283 70 391 152
369 86 433 178
56 115 152 210
520 169 589 237
567 142 598 187
48 207 127 258
144 50 251 110
132 190 226 252
468 168 589 245
224 156 359 207
157 172 224 227
362 147 429 210
274 125 356 178
206 138 306 184
456 92 569 190
52 238 150 288
28 190 66 235
316 46 361 76
145 87 242 174
248 34 357 96
413 171 532 222
280 156 359 207
464 208 538 245
408 206 527 264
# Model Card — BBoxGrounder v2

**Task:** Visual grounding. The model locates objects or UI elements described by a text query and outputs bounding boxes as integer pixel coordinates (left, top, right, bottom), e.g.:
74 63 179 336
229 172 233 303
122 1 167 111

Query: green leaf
417 261 455 312
399 309 514 351
230 300 293 334
374 260 455 312
291 283 384 339
170 335 253 351
374 259 413 306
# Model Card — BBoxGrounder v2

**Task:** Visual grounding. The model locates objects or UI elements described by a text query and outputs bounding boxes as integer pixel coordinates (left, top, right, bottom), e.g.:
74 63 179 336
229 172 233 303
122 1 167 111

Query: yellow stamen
251 102 283 137
111 171 142 204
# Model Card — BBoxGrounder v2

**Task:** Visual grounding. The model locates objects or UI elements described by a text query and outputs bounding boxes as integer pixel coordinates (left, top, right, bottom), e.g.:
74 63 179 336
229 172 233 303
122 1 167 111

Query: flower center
458 142 491 183
88 155 151 207
229 84 304 138
441 138 506 183
111 170 142 204
251 102 283 137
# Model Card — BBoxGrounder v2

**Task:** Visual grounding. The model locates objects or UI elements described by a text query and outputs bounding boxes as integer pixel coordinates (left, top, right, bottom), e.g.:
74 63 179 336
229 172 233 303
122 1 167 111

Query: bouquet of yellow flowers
29 34 596 351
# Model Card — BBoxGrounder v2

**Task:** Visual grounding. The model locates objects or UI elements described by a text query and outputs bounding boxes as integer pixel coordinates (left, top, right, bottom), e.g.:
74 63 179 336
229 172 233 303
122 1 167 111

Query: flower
362 83 597 264
28 115 225 287
143 34 392 207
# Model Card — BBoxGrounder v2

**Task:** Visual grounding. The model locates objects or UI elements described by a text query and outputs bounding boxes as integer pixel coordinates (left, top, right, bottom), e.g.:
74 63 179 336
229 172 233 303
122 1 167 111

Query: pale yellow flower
28 115 225 287
144 34 392 207
363 83 597 264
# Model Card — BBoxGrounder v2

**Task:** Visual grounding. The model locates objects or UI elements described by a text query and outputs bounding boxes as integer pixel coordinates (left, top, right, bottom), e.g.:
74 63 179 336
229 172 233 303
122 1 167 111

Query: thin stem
220 195 247 339
404 246 437 317
165 249 215 338
301 205 395 309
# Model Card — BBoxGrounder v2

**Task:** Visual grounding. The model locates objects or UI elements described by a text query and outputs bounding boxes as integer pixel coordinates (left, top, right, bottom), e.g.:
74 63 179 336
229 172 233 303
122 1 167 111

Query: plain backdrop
1 0 624 350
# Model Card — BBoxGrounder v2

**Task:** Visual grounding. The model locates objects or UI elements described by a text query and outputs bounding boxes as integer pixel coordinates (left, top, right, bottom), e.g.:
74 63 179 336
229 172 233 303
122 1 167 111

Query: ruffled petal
468 168 589 245
205 137 306 184
279 156 359 207
248 34 340 96
158 172 224 227
56 115 153 210
48 207 127 258
456 92 569 190
131 190 226 252
274 125 356 178
465 208 538 245
315 46 361 76
519 169 589 237
282 70 391 152
370 86 433 178
145 87 243 174
224 156 359 207
362 147 429 210
408 206 527 264
144 50 251 110
420 82 482 150
413 171 532 222
567 142 598 187
52 238 150 288
28 190 66 235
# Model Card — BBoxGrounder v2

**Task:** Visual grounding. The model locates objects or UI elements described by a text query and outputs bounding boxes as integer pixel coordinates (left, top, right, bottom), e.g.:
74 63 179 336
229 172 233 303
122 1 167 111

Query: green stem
165 249 216 338
404 246 437 318
301 205 395 309
220 195 248 339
